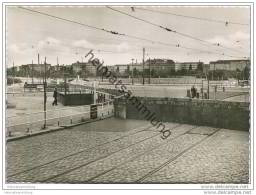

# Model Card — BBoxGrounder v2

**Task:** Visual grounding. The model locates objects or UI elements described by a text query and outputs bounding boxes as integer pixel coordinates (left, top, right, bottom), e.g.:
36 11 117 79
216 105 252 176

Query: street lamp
12 61 15 86
131 58 134 85
142 48 145 85
43 57 47 129
149 57 151 84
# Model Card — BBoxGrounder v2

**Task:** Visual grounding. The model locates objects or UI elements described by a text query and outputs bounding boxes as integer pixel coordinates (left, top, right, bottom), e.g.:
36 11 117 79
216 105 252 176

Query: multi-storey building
19 63 51 74
71 61 97 76
209 59 249 71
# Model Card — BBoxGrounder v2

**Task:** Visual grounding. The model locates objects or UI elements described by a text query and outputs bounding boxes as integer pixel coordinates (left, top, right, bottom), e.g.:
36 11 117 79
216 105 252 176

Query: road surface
6 118 249 184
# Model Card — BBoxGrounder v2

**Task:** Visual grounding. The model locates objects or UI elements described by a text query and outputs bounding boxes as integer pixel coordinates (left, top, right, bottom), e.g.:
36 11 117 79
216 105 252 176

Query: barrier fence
6 100 114 138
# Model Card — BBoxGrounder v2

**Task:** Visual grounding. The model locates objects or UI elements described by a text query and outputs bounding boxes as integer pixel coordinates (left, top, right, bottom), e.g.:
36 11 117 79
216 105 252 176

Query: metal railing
6 100 114 137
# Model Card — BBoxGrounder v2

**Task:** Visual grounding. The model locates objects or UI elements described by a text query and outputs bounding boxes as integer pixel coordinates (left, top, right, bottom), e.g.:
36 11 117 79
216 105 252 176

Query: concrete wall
114 97 250 131
57 92 94 106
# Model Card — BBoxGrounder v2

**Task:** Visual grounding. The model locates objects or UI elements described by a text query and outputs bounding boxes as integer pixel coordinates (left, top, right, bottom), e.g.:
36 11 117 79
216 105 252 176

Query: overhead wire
134 7 249 26
107 6 248 55
19 6 248 60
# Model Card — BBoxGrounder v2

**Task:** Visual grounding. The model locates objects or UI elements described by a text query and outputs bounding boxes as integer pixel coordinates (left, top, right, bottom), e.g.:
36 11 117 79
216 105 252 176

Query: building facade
19 63 51 74
203 64 210 75
114 64 129 74
114 59 205 75
145 59 175 72
175 62 201 71
209 59 249 71
114 59 175 75
71 61 97 76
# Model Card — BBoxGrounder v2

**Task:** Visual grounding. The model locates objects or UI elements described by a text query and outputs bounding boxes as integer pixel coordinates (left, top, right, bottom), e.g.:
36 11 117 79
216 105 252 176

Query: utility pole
43 57 47 129
38 53 41 83
93 81 96 104
101 63 104 82
12 61 15 86
57 56 59 79
31 60 34 84
148 57 151 84
131 58 134 85
64 72 67 95
207 75 210 99
201 79 203 99
142 48 145 85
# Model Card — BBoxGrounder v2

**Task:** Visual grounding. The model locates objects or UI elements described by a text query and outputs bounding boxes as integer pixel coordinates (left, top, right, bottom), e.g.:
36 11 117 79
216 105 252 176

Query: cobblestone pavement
6 118 150 176
6 118 249 184
142 129 249 184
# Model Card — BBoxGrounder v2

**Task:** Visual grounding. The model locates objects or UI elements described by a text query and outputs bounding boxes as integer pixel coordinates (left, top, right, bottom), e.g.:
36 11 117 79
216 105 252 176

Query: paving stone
91 133 207 183
8 122 180 182
142 129 249 183
47 124 194 183
6 120 249 184
187 126 218 135
6 118 151 176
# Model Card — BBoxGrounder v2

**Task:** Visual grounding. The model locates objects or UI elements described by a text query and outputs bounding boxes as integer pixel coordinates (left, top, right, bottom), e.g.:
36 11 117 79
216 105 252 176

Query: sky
6 6 250 67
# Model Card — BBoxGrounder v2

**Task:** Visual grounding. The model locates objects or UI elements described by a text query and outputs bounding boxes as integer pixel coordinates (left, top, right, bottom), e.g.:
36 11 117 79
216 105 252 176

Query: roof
175 62 201 65
210 59 249 64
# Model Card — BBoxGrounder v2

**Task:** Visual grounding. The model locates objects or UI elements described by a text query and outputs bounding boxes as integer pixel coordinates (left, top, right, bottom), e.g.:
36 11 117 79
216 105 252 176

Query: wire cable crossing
19 6 248 59
133 7 249 26
107 6 248 55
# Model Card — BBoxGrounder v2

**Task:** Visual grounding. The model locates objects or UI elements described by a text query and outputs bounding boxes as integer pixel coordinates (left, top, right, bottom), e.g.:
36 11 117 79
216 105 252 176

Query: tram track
83 127 220 183
41 124 197 183
83 125 202 183
136 128 221 183
7 123 154 178
40 124 183 183
8 123 182 182
8 124 218 184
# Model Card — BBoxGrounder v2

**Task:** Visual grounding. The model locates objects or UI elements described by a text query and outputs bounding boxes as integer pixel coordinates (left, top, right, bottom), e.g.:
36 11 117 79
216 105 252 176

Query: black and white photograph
1 1 255 194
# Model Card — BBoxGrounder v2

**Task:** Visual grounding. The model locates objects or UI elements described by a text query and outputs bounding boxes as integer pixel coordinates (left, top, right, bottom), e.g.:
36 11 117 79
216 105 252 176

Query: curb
6 115 113 142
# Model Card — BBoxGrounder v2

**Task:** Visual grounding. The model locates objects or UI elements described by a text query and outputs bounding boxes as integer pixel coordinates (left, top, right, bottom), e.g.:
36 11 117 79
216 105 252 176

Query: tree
189 64 192 71
243 66 250 80
197 62 203 72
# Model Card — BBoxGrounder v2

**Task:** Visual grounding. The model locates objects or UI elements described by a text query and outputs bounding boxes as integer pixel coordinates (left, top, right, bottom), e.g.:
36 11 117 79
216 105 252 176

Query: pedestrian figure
190 86 193 98
52 87 58 106
191 86 196 98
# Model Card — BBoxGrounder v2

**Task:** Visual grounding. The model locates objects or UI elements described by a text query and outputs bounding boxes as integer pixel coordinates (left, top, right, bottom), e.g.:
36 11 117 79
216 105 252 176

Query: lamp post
43 57 47 129
142 48 145 85
31 60 34 84
149 57 151 84
63 66 68 96
131 58 134 85
207 75 210 99
12 61 15 86
64 72 67 96
201 79 204 99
